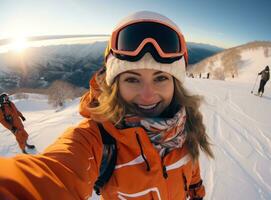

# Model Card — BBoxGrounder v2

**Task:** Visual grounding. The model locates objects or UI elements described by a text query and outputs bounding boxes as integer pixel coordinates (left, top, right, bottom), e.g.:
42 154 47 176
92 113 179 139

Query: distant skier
257 66 270 96
0 93 35 153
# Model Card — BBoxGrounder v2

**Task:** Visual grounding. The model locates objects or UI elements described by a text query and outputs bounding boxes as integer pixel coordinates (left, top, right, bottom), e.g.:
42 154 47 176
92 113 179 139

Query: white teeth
138 103 157 109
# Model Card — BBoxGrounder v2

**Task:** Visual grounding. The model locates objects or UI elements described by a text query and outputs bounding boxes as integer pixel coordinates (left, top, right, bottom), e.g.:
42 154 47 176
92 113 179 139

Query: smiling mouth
137 103 158 109
135 102 161 112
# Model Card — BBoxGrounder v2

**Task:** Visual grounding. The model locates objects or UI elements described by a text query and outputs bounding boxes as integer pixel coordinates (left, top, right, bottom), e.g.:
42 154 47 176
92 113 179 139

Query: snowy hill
0 78 271 199
190 41 271 82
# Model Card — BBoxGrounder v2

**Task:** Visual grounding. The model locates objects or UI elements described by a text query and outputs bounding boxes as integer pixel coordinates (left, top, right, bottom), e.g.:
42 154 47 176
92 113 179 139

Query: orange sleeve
188 160 205 199
0 120 103 200
0 187 18 200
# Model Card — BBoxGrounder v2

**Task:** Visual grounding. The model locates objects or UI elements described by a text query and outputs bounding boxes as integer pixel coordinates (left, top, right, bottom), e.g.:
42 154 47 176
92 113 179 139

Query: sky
1 0 271 48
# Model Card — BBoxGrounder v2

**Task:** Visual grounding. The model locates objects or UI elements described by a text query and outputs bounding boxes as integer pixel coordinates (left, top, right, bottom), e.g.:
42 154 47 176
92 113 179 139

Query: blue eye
155 76 169 82
124 77 139 83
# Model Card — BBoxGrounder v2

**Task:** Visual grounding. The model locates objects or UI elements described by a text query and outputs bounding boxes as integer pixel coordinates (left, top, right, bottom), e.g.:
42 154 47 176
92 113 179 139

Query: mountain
0 39 223 92
187 42 224 64
189 41 271 81
0 41 106 90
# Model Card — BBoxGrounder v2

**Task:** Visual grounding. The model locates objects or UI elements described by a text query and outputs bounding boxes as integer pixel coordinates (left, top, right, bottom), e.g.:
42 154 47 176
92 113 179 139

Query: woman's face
119 69 174 117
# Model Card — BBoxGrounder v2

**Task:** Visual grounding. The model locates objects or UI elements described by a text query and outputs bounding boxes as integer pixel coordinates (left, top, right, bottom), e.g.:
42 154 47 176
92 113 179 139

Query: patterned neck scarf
120 106 187 157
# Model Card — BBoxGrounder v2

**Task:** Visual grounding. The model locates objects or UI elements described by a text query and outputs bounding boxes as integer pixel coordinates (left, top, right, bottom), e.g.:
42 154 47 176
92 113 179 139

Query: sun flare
10 37 28 52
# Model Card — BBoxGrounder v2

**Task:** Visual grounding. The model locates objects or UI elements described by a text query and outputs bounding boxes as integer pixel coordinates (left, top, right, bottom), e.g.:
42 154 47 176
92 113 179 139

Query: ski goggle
110 21 187 62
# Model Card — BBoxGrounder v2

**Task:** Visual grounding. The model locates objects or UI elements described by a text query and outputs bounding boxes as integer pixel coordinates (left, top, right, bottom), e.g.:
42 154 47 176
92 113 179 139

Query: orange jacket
0 101 25 131
0 93 205 200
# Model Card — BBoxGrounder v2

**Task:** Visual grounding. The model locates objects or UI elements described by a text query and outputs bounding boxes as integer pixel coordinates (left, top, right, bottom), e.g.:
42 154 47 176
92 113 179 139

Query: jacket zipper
136 129 172 199
162 151 171 199
161 155 168 179
182 172 188 198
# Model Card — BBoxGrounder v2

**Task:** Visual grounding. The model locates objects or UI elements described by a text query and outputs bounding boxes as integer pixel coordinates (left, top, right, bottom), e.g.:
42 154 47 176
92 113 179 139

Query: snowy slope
0 79 271 199
191 45 271 83
238 48 271 82
187 79 271 200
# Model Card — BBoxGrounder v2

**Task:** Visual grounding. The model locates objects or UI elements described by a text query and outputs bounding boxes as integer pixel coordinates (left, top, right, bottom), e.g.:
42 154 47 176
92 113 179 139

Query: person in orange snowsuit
0 93 35 153
0 11 214 200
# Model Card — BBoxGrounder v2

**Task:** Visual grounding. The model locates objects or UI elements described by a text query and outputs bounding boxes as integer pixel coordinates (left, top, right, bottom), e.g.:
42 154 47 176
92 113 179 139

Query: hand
21 116 26 121
11 127 17 133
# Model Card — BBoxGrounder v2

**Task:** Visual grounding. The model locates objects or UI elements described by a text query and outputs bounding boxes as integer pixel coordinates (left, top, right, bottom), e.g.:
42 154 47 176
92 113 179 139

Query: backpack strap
94 123 117 195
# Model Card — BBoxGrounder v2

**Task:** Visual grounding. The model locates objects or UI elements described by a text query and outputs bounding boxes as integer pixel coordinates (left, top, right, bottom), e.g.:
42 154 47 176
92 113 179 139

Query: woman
0 11 213 200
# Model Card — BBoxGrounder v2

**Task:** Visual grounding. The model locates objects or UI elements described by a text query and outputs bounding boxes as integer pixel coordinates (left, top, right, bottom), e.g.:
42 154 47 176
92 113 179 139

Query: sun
10 37 28 52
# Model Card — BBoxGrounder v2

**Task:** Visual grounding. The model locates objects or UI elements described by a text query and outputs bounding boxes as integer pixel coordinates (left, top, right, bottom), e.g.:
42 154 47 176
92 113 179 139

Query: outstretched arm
0 120 103 200
258 69 264 75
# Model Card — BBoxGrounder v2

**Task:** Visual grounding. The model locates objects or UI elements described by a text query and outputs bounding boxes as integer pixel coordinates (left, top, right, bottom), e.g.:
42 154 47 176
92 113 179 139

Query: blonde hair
173 79 214 160
89 74 214 160
88 74 124 123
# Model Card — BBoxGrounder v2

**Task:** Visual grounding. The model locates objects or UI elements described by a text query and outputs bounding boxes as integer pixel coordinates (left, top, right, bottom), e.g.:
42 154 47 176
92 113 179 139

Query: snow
194 46 271 83
0 78 271 199
237 48 271 82
186 78 271 199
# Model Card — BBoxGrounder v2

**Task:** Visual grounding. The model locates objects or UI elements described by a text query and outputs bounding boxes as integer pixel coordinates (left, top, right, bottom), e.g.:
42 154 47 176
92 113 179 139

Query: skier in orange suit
0 93 35 153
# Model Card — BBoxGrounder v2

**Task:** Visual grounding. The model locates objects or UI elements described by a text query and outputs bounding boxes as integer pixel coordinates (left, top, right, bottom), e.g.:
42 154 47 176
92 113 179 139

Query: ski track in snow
191 80 271 199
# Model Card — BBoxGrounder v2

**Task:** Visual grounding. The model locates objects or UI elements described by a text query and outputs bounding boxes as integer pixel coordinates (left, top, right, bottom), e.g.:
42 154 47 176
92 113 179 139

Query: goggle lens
116 22 181 54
